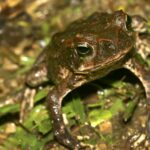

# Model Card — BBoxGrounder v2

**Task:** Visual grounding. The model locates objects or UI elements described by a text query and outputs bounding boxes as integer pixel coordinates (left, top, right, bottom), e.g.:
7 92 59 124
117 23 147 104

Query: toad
26 10 150 149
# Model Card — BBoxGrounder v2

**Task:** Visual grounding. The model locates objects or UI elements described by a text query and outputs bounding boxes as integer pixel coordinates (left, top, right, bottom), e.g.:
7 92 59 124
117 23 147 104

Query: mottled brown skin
26 10 150 149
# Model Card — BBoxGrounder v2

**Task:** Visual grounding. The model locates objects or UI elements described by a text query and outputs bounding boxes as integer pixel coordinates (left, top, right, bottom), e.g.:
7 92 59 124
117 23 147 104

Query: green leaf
1 105 53 150
89 109 112 127
0 104 19 117
24 105 52 133
123 98 138 121
34 88 49 103
71 98 86 123
20 56 35 66
2 126 52 150
63 97 86 123
109 99 125 115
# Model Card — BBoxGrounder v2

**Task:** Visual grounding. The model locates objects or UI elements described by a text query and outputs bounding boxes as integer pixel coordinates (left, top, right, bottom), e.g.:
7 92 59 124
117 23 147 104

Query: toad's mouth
73 46 132 75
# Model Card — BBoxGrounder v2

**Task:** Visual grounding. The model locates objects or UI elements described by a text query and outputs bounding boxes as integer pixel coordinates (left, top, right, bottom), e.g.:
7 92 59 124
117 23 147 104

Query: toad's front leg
124 56 150 137
47 77 85 149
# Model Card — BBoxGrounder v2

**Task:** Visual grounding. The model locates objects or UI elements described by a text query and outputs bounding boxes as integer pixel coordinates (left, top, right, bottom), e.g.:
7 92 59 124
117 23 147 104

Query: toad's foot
54 127 82 149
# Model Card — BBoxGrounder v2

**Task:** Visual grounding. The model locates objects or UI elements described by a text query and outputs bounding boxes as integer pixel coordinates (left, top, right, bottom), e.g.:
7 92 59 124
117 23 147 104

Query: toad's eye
76 43 93 56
